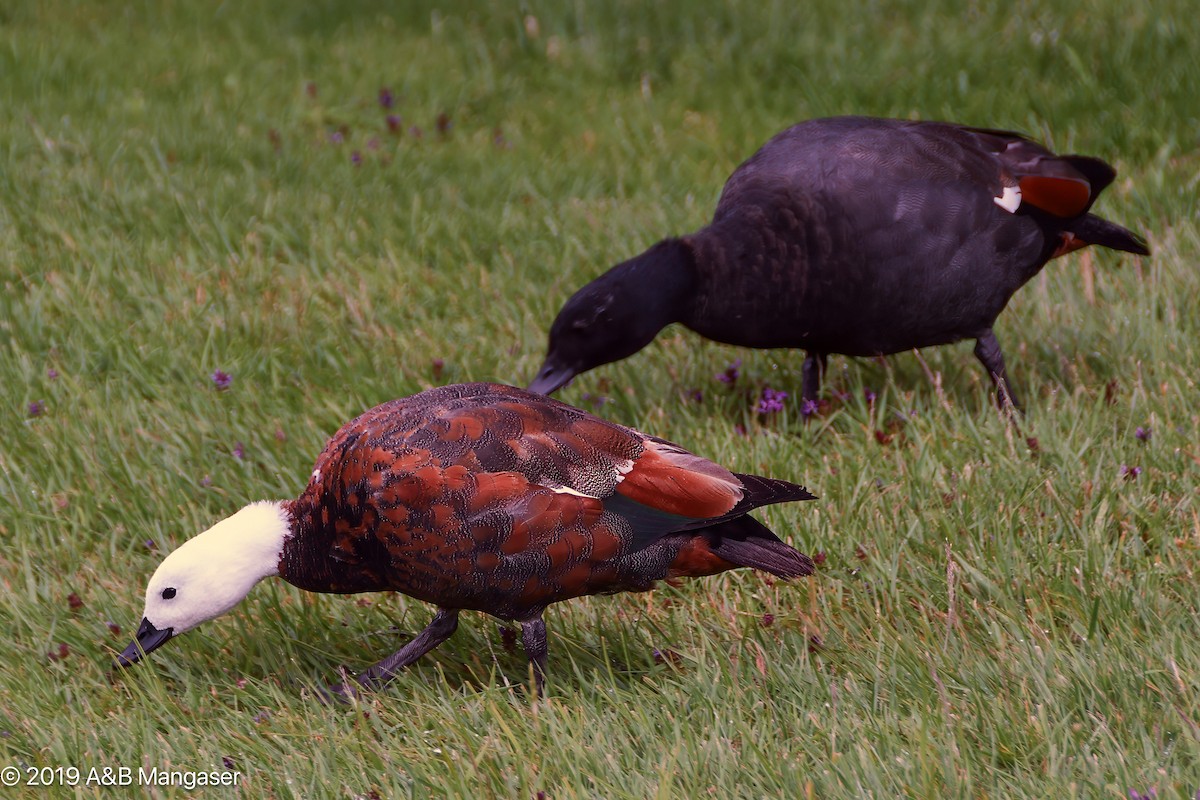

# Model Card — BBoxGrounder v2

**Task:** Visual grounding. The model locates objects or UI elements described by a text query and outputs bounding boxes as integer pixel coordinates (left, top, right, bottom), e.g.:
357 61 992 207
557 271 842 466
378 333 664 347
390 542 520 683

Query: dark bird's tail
704 514 814 579
1072 214 1151 256
731 472 817 513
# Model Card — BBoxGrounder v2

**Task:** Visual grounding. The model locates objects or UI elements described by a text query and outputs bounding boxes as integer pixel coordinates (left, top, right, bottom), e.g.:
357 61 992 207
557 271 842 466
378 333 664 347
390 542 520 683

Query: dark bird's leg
519 616 548 697
323 608 459 701
974 330 1022 411
802 351 827 406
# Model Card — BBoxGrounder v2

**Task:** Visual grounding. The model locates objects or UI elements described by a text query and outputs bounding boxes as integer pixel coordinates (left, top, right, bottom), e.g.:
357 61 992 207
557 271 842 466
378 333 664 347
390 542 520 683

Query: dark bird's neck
678 199 827 347
605 237 696 331
277 497 392 594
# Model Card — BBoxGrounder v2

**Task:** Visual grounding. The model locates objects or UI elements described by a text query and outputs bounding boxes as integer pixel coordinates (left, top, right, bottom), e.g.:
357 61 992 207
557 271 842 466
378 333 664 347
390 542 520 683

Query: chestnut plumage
117 383 815 696
529 116 1150 409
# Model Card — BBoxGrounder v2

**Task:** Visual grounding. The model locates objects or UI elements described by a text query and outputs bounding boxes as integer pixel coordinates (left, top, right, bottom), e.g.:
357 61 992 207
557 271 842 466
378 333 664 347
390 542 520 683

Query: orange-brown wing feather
615 439 744 519
1018 174 1092 218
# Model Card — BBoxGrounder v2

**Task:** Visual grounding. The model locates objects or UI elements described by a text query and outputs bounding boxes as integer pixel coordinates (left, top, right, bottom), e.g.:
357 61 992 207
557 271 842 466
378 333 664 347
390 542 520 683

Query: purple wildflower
252 711 270 724
144 539 157 551
800 398 819 418
652 648 681 665
733 423 749 437
1135 426 1151 442
1128 790 1157 800
233 442 245 460
329 131 344 144
436 112 452 136
378 87 394 109
386 114 402 134
222 756 236 770
47 368 58 380
864 388 877 404
687 388 704 403
200 475 212 487
27 400 45 418
351 150 362 166
581 392 608 409
211 370 232 390
761 613 775 627
716 359 741 384
1118 464 1142 480
757 387 788 415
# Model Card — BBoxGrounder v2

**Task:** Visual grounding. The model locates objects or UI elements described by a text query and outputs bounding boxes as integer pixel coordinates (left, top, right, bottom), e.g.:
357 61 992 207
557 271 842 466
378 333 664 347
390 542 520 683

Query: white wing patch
993 185 1022 213
546 483 599 499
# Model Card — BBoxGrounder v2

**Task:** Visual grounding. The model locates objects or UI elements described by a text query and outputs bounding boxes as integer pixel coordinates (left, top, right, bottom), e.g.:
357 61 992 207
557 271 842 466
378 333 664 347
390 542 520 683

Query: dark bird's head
529 239 695 395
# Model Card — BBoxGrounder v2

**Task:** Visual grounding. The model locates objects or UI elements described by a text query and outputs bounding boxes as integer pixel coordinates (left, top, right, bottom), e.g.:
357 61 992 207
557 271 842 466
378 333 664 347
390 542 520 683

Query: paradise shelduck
115 383 815 696
528 116 1150 409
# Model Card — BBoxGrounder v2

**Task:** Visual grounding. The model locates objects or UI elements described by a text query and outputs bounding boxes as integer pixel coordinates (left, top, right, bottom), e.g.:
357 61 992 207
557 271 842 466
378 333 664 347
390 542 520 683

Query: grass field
2 1 1198 797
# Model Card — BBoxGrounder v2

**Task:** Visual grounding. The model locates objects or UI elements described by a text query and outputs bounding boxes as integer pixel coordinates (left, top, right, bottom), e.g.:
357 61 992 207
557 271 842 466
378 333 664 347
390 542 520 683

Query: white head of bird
115 500 290 667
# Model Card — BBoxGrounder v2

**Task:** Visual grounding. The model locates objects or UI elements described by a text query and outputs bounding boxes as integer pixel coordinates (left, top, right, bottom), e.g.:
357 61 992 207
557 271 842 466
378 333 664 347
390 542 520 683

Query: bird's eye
161 588 177 600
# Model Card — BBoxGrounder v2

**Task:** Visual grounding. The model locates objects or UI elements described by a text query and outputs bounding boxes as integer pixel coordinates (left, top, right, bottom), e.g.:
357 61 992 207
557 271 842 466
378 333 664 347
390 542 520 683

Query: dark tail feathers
732 472 817 511
1073 214 1150 256
1061 155 1117 199
704 515 814 579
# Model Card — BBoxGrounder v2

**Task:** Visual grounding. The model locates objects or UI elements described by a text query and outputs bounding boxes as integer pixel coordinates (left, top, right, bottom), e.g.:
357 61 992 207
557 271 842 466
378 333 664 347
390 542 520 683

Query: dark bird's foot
314 681 362 705
974 331 1024 415
314 608 461 704
520 617 549 698
313 666 372 705
801 351 827 411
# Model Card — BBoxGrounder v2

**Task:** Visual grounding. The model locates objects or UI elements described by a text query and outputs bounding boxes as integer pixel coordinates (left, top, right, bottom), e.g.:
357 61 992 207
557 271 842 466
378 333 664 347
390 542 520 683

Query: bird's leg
974 330 1023 412
519 616 548 697
802 351 827 407
323 608 459 701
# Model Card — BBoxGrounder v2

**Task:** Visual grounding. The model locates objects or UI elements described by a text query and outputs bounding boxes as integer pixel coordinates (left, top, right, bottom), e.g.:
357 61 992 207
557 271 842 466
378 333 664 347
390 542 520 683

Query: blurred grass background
1 0 1197 797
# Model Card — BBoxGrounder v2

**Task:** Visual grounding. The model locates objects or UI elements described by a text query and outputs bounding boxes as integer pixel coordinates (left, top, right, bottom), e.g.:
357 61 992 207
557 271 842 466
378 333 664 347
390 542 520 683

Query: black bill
527 359 576 395
114 618 174 668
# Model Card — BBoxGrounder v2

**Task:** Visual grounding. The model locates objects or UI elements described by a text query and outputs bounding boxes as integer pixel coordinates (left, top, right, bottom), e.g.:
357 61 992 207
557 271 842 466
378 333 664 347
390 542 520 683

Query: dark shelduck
528 116 1150 408
116 383 815 696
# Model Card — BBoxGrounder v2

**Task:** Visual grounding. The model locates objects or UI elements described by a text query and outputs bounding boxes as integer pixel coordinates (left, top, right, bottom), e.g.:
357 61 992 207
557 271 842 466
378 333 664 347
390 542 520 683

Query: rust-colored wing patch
1018 174 1092 218
616 439 743 519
